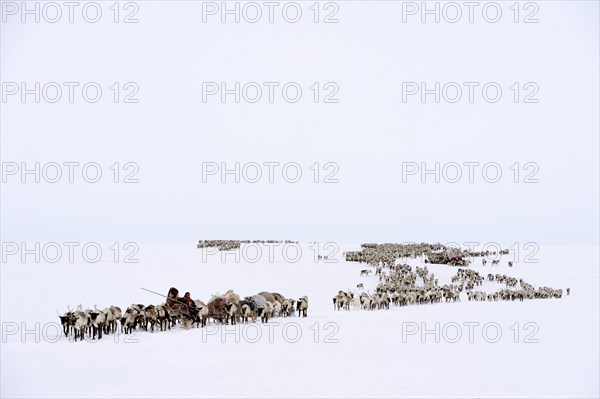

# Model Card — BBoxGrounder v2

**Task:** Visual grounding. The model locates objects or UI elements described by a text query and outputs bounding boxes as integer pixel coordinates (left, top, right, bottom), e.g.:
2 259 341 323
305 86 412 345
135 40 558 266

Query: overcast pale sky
1 1 598 245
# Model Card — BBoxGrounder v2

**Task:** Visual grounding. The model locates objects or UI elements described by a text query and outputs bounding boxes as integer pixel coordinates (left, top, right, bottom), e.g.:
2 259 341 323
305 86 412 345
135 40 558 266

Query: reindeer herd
197 239 297 251
334 247 569 311
335 265 567 312
58 305 122 342
57 291 309 342
57 241 569 342
345 242 514 268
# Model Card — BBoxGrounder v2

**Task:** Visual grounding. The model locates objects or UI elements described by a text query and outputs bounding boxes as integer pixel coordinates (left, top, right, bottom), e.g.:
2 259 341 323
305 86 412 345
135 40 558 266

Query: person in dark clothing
182 292 196 308
167 287 179 306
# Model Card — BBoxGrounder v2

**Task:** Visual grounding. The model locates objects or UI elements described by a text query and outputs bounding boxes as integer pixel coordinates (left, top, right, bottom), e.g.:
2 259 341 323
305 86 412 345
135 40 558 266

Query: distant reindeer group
335 241 568 312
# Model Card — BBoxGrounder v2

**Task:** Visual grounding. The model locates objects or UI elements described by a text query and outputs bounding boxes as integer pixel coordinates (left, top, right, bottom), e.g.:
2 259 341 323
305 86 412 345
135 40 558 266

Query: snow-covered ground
1 243 598 398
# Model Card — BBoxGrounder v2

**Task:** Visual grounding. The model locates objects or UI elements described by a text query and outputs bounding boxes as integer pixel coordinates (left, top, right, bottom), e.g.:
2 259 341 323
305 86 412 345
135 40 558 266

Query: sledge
207 295 227 323
426 252 470 266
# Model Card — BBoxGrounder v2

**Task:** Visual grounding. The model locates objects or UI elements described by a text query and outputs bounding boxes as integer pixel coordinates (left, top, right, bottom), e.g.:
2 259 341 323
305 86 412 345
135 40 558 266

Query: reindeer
225 302 239 325
193 300 209 328
297 296 308 317
156 304 172 331
271 301 282 318
101 307 114 334
281 299 294 317
240 303 256 323
121 307 139 334
57 307 75 337
144 305 158 332
72 308 89 342
88 305 106 340
335 291 350 311
260 302 272 323
107 306 121 333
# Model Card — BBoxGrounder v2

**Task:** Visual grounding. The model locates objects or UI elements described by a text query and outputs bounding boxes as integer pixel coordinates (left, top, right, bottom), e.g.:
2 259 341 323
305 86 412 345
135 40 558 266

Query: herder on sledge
166 287 197 322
